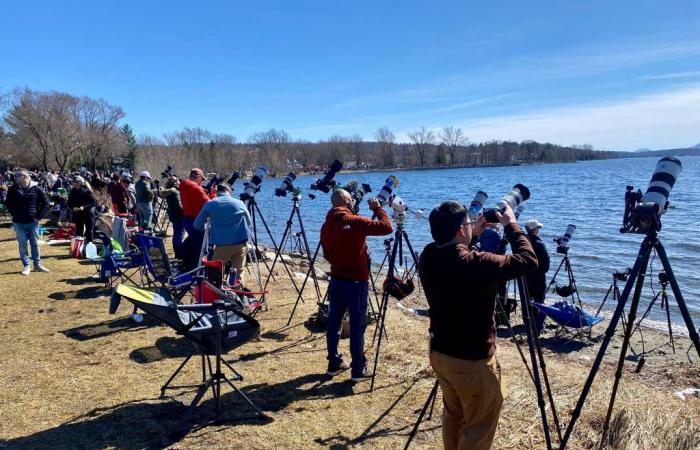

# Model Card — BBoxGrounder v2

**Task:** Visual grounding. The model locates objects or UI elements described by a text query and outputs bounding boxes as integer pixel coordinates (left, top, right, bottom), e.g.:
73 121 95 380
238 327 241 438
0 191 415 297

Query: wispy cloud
639 71 700 80
437 83 700 151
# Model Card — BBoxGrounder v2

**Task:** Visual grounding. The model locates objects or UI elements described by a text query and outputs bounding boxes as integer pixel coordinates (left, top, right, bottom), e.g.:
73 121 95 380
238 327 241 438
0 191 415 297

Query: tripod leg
370 233 400 392
254 202 303 296
287 241 322 326
368 269 389 341
595 283 614 317
295 207 324 302
663 292 676 353
404 380 440 450
222 376 268 418
546 258 565 295
263 207 295 292
655 241 700 358
160 354 194 397
517 278 553 450
559 235 654 450
632 291 660 338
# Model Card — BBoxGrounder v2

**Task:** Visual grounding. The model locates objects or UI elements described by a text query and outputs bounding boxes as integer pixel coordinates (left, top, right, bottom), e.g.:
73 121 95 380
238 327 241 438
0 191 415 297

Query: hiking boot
326 360 350 377
351 367 374 382
20 266 31 276
34 265 50 273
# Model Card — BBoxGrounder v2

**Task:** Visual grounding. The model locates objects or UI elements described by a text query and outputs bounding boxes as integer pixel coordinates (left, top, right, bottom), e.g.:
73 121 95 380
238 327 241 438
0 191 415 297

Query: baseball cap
140 171 151 178
525 218 544 231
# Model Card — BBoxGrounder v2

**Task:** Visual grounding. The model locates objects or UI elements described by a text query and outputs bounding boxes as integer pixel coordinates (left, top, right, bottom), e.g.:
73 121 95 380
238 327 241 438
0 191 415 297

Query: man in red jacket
179 168 211 267
320 189 393 381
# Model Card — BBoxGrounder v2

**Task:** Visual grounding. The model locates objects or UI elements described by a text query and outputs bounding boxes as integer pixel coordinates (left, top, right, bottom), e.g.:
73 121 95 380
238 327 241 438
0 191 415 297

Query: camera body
275 172 297 197
161 166 174 179
483 184 530 223
614 268 630 282
658 271 669 286
343 181 372 214
621 157 682 234
240 166 268 202
309 160 342 199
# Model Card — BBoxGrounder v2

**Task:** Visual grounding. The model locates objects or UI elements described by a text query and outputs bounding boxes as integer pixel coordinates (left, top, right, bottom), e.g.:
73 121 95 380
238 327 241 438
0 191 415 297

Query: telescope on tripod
560 157 700 449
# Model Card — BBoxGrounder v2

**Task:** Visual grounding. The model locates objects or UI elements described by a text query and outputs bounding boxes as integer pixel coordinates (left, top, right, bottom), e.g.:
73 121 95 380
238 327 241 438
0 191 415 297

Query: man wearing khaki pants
418 201 538 449
193 183 251 286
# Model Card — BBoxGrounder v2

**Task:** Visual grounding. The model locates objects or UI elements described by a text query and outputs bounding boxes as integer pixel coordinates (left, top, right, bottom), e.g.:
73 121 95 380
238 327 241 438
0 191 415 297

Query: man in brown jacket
418 201 538 450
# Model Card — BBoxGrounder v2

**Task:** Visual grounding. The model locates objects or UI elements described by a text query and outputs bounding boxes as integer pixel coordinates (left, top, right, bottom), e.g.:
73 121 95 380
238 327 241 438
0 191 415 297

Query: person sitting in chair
194 183 251 286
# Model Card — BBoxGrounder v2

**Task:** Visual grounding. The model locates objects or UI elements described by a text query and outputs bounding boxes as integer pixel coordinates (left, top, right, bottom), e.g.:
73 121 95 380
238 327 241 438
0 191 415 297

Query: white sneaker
34 265 50 273
20 266 31 276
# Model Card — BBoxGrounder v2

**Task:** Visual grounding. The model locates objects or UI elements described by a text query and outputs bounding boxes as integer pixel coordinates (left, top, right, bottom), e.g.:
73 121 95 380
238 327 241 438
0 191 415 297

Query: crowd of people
1 165 555 450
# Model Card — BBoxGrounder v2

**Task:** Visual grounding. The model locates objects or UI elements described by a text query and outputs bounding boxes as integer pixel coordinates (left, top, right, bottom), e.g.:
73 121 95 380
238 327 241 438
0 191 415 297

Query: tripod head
613 268 631 282
658 270 669 289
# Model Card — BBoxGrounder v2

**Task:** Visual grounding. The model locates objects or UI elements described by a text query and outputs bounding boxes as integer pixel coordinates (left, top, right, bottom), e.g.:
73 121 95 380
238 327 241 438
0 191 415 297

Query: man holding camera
321 189 393 381
419 202 538 450
179 168 211 268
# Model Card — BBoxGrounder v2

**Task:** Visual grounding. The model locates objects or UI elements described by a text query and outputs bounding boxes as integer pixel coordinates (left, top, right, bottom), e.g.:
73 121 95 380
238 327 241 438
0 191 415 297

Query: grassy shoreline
0 222 697 449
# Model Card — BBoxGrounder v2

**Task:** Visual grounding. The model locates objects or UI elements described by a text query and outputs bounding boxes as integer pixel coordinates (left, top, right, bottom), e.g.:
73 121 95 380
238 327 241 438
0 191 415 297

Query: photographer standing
419 202 537 450
5 170 51 275
159 176 185 259
525 218 550 334
321 189 393 381
135 171 154 231
67 176 97 243
179 168 212 268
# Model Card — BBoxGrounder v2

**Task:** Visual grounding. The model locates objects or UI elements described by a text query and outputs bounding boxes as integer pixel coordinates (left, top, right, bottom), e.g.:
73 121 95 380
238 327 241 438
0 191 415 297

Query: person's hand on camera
496 205 516 226
367 198 381 211
473 214 487 236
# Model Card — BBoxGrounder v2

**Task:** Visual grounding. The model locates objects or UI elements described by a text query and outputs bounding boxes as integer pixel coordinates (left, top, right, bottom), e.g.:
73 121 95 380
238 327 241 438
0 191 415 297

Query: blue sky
2 0 700 151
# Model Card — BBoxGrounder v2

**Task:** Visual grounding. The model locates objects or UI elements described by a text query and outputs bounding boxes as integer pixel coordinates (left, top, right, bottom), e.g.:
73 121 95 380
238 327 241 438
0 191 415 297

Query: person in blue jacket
194 183 252 286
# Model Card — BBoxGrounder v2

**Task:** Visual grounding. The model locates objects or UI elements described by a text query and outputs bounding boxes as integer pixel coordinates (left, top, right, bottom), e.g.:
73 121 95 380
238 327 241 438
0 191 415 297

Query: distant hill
624 145 700 158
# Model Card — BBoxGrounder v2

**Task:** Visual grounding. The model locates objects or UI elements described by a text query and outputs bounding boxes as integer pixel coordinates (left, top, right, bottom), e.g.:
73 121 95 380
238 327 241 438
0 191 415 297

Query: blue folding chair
533 301 605 340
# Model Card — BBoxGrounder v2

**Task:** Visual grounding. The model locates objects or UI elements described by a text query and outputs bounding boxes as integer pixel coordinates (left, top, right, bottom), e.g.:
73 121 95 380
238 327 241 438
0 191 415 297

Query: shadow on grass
130 336 195 364
62 315 159 341
49 286 111 301
1 373 357 450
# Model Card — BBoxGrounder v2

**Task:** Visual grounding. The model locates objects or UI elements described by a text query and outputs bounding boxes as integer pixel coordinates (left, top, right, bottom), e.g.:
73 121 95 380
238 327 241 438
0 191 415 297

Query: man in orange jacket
320 189 393 381
179 168 212 268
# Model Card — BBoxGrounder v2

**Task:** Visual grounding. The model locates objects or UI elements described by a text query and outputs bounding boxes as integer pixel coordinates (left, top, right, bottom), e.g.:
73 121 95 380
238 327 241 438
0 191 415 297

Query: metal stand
159 310 267 422
631 271 676 355
559 232 700 449
546 252 583 309
245 196 297 296
370 213 419 392
262 195 320 303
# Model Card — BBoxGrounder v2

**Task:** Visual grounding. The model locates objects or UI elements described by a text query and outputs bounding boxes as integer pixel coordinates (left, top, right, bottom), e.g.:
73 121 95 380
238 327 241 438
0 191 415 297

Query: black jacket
67 187 97 217
5 182 50 224
525 234 550 301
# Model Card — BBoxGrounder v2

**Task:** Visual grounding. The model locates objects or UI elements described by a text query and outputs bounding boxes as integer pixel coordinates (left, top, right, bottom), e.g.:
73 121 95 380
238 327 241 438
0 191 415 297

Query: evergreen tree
121 123 138 170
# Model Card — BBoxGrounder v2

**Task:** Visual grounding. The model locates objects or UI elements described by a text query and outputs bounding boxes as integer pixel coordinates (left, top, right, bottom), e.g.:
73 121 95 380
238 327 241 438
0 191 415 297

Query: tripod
631 271 676 355
559 230 700 449
370 212 419 392
245 195 299 298
286 240 384 328
403 277 562 449
263 194 321 303
546 251 583 310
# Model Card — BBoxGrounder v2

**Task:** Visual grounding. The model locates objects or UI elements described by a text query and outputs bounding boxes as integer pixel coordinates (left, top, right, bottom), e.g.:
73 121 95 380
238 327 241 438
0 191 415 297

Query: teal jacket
194 192 251 245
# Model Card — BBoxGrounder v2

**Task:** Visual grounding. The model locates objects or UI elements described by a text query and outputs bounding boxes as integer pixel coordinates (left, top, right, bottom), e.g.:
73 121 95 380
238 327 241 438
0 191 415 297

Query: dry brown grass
0 220 698 450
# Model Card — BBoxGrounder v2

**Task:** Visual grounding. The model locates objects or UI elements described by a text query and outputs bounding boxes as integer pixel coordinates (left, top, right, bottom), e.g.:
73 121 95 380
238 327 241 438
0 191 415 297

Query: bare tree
407 126 435 167
375 126 395 168
79 96 125 170
350 134 365 169
439 126 468 166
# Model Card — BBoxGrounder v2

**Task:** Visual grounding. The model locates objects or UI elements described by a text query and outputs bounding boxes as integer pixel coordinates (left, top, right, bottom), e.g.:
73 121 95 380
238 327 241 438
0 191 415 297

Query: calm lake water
247 156 700 324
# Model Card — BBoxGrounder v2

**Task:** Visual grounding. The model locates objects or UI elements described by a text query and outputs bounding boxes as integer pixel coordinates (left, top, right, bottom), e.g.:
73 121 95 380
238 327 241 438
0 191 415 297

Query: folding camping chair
112 284 266 421
532 301 605 341
95 231 145 290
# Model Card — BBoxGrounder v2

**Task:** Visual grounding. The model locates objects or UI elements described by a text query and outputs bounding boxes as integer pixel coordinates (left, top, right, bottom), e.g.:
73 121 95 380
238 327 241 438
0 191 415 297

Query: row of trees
1 87 615 176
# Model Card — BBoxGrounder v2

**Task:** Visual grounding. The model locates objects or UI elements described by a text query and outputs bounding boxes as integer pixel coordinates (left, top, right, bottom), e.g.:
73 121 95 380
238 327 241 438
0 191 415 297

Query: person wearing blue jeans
15 222 42 272
326 278 369 377
4 170 50 275
320 189 393 381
